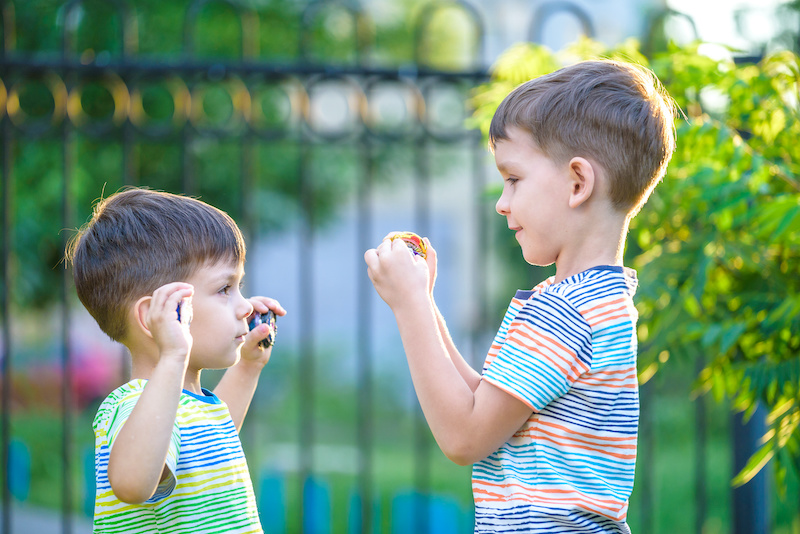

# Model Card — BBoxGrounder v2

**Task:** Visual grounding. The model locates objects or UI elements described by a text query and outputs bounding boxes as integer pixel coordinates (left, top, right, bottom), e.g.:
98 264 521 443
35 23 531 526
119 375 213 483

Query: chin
521 251 545 266
523 254 555 268
208 352 241 370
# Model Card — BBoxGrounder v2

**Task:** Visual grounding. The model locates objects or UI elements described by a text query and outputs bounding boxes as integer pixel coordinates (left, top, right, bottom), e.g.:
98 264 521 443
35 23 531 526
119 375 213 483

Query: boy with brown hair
365 59 676 533
67 187 285 533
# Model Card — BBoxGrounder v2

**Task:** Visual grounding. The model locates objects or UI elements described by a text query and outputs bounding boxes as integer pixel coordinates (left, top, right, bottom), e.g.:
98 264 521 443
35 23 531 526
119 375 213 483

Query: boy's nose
238 297 254 320
495 193 509 216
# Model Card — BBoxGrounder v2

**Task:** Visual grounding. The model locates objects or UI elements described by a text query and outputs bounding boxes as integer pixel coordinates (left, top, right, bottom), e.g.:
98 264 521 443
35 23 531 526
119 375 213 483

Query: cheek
187 307 213 337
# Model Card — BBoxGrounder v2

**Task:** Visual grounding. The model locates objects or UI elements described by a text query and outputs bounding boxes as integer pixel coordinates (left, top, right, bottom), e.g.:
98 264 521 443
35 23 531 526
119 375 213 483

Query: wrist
235 356 269 372
157 349 190 369
393 292 434 322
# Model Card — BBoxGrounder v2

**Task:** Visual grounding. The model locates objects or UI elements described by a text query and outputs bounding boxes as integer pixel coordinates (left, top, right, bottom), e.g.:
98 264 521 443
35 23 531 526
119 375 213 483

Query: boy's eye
219 285 231 295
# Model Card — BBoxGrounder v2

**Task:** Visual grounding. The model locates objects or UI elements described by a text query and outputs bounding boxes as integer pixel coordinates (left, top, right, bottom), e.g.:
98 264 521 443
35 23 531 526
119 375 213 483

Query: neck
182 368 203 394
125 338 202 395
553 211 628 283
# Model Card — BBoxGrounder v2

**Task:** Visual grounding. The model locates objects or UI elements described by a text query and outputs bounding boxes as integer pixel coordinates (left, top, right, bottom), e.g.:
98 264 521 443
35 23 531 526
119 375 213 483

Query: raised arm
422 239 481 392
365 237 532 465
107 283 193 504
433 305 480 391
214 297 286 431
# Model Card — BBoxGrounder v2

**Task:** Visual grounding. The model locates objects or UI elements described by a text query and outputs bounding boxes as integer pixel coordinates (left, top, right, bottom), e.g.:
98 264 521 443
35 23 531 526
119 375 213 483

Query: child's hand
145 282 194 362
364 233 431 311
240 297 287 366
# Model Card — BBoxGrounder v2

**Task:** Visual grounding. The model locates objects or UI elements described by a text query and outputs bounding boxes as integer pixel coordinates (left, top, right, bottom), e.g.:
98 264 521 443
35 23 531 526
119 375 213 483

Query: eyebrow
213 267 245 285
495 161 520 175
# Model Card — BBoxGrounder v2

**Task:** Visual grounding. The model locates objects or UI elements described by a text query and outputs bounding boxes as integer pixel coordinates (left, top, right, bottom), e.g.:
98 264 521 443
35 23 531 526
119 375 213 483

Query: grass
3 360 800 532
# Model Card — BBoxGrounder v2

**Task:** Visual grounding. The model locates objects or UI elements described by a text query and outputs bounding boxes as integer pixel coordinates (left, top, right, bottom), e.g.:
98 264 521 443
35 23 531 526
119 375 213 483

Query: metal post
1 2 12 530
694 357 707 534
732 404 769 534
298 140 314 533
1 90 12 534
61 107 74 534
356 140 374 534
638 379 655 533
412 135 431 534
469 130 487 371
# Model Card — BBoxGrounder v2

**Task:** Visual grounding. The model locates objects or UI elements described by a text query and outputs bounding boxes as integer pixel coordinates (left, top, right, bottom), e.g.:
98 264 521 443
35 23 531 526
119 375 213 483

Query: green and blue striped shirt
93 379 262 533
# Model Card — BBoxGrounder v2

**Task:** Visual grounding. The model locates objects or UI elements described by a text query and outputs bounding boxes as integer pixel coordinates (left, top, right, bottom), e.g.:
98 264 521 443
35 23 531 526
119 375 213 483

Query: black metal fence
0 1 796 533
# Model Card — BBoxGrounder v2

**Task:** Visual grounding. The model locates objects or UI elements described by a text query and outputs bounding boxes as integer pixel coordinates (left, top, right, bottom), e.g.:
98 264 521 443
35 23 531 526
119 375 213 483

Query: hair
66 187 247 342
489 59 677 215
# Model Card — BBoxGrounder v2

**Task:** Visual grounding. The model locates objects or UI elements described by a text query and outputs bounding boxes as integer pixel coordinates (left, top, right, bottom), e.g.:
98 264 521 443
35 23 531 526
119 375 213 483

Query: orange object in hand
391 232 427 259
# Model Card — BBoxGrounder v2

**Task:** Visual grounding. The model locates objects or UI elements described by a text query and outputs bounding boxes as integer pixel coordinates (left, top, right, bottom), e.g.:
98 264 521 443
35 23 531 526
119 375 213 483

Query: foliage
3 0 476 309
469 37 800 487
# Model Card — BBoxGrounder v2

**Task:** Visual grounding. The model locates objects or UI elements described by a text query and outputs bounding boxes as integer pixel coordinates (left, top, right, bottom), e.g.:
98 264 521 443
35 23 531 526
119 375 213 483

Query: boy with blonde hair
365 60 676 533
68 187 285 533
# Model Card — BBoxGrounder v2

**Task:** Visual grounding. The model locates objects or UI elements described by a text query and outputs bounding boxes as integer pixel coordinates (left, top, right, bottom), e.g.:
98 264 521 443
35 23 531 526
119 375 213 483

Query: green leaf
732 443 775 487
720 323 746 354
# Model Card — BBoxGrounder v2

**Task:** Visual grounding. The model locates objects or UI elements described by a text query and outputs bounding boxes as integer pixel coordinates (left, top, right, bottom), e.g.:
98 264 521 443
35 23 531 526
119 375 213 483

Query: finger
382 231 402 241
242 324 274 353
248 297 287 317
386 236 413 257
169 289 194 318
144 283 194 333
423 237 436 261
364 248 380 270
152 283 194 314
153 282 193 302
376 238 394 255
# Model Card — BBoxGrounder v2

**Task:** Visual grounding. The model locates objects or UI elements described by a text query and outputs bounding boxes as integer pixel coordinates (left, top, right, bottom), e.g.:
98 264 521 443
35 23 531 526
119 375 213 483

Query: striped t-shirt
473 266 639 534
93 379 262 534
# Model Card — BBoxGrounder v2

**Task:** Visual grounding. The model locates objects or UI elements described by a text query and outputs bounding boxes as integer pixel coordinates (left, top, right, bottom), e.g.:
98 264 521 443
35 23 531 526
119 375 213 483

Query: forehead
189 258 245 283
494 126 545 169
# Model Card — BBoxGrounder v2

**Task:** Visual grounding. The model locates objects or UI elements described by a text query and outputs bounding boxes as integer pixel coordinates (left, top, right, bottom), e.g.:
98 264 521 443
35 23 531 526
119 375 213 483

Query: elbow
445 453 475 467
111 485 152 505
108 474 154 504
440 440 485 466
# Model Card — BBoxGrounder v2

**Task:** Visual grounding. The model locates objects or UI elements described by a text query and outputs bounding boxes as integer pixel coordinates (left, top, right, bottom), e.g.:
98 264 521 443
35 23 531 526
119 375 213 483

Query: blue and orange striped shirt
473 266 639 533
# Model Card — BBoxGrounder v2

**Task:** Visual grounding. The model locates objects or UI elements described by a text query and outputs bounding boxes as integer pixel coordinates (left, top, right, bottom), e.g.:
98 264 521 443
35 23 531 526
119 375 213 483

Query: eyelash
219 279 245 296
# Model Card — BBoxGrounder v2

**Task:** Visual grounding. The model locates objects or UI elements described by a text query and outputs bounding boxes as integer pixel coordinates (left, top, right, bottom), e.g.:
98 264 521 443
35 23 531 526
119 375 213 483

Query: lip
235 333 247 343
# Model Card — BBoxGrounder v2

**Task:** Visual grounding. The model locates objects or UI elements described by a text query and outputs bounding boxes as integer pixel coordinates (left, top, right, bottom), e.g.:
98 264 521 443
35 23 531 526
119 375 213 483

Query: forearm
107 358 186 503
365 238 530 465
432 302 481 391
214 359 265 431
394 297 484 462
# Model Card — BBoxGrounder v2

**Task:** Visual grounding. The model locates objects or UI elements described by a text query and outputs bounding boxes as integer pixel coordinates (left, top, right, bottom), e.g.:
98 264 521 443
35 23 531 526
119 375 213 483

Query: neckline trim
182 388 220 404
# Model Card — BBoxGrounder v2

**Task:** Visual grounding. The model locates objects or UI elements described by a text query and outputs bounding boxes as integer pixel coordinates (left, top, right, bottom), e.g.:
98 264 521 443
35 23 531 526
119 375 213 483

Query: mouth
235 333 247 343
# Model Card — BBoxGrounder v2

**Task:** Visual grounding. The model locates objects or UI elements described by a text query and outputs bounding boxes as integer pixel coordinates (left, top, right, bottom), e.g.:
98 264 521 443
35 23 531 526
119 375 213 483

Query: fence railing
0 1 794 533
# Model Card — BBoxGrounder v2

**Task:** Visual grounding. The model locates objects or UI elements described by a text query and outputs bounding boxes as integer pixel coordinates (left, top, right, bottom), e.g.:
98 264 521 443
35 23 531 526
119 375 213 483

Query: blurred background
1 0 799 533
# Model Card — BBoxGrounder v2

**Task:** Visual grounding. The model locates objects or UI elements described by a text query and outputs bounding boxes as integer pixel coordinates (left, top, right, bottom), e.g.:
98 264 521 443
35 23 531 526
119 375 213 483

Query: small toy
248 310 277 348
391 232 427 259
176 299 192 326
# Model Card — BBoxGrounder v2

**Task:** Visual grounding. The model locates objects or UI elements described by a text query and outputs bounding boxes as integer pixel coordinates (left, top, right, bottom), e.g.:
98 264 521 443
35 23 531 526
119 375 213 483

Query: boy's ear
132 295 155 339
567 156 596 209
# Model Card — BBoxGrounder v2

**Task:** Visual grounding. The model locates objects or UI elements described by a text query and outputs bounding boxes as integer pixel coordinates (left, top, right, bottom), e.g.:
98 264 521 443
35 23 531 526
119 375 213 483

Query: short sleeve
146 424 181 502
482 291 592 411
103 384 181 502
